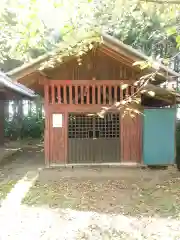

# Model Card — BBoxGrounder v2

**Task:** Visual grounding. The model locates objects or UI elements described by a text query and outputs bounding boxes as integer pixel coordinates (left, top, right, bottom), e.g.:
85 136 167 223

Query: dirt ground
0 144 44 200
23 165 180 219
1 146 180 239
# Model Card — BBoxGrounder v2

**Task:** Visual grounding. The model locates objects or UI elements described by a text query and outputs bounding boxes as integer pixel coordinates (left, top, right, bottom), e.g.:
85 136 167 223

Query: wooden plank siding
44 49 139 81
121 115 142 163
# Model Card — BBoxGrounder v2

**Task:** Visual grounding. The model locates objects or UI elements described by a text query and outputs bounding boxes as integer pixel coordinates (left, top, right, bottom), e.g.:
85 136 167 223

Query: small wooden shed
8 34 180 167
0 71 35 145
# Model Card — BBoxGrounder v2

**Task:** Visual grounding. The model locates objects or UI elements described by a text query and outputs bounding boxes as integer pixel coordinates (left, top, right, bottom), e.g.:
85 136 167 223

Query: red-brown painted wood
81 85 84 104
64 86 67 104
49 112 66 164
57 86 61 104
92 85 95 104
44 80 142 165
75 85 78 104
69 85 73 104
44 84 50 166
121 114 142 163
51 84 55 104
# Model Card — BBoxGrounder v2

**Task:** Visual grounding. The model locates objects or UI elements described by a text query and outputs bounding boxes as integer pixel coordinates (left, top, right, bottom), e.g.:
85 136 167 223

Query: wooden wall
44 49 139 81
121 114 142 163
44 80 142 166
43 47 143 165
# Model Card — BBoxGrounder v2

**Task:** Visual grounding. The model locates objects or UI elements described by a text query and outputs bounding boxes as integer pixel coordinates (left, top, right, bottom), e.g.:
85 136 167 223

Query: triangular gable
7 33 179 82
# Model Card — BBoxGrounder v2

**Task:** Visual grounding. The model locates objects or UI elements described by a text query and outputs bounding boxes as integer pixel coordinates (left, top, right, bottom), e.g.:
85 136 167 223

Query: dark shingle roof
0 71 35 98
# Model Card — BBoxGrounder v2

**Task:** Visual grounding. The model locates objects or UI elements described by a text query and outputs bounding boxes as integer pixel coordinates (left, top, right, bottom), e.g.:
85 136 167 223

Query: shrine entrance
68 113 120 163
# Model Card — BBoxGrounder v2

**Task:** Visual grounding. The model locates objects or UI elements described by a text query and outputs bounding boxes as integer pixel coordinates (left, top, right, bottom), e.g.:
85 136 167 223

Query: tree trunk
0 100 5 145
17 100 23 138
4 100 9 120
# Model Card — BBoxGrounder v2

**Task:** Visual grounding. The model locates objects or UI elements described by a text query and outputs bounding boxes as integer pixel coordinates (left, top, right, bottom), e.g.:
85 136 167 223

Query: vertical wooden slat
120 85 123 100
92 85 95 104
75 85 78 104
51 84 55 104
64 85 67 104
81 85 84 104
114 85 117 103
98 85 101 105
46 85 49 104
125 87 129 99
57 85 61 104
103 85 106 104
131 85 135 96
109 86 112 105
86 86 90 104
69 85 72 104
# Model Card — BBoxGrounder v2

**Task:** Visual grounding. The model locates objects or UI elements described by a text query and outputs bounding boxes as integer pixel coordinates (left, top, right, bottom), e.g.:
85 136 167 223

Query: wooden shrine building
7 34 180 167
0 71 35 145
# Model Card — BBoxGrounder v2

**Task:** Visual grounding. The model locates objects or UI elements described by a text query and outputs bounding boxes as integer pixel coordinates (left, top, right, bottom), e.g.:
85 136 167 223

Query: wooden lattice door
68 113 120 163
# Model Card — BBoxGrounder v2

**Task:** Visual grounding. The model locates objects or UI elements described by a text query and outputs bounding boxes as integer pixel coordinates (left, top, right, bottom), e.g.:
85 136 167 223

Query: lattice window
94 114 120 138
68 113 120 139
68 114 93 139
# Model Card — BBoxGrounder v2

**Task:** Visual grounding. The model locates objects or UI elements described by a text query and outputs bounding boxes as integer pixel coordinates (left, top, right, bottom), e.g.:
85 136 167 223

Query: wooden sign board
52 114 62 128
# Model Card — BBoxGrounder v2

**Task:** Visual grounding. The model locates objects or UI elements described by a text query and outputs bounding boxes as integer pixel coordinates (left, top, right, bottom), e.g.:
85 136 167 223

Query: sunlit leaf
140 62 151 70
120 100 126 105
176 35 180 45
115 102 120 107
148 91 155 97
167 27 177 36
132 61 145 66
120 84 129 90
152 62 160 70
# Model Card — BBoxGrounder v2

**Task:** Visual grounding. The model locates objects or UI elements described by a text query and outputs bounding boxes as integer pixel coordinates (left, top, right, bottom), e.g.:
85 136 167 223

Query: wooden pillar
44 84 50 166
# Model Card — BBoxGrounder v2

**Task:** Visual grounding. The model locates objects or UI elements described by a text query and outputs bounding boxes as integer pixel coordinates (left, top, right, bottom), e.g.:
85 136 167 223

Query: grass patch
0 180 17 200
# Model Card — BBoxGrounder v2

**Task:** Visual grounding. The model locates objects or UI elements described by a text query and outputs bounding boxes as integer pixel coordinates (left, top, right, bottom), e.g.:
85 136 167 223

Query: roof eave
102 33 180 79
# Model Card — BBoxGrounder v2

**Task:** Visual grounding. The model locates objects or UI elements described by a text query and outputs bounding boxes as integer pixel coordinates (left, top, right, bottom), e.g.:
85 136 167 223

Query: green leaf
176 35 180 45
167 27 177 36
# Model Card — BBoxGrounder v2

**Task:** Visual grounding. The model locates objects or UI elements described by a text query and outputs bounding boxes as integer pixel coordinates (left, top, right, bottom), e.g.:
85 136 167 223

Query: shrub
5 115 44 140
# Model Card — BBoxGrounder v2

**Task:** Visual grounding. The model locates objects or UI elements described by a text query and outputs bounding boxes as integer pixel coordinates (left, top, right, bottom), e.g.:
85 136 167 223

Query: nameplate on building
52 114 62 128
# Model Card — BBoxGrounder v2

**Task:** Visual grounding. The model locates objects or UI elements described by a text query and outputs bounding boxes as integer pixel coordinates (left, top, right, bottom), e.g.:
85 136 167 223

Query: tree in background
0 0 179 67
0 0 180 141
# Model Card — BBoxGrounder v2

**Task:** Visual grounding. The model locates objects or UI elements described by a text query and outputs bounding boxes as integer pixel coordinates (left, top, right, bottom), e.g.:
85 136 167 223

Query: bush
5 115 45 140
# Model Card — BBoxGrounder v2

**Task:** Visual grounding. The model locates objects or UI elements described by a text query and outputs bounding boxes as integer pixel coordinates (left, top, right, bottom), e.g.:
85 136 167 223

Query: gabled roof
7 33 180 81
0 71 35 98
102 34 180 79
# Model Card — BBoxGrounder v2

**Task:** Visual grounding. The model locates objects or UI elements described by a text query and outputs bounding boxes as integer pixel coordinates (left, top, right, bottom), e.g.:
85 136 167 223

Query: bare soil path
0 143 44 200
